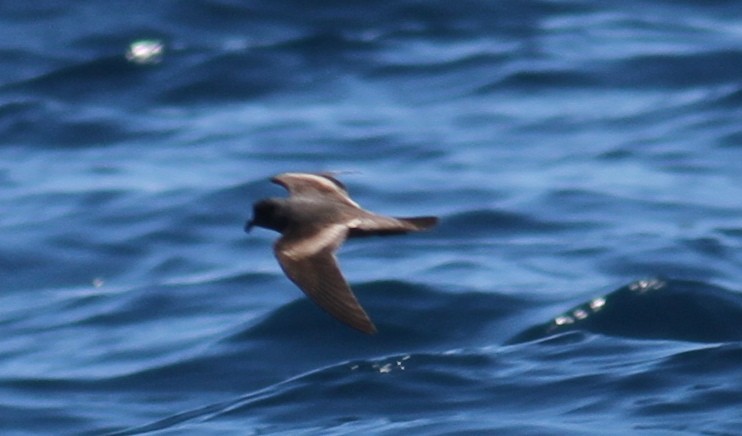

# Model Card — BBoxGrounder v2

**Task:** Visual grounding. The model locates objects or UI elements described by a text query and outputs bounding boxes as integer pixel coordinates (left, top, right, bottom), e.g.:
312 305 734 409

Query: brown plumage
246 172 438 334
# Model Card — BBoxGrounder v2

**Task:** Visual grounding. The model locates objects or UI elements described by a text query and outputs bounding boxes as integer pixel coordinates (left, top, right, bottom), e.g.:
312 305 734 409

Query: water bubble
589 297 606 311
554 315 574 326
126 39 164 64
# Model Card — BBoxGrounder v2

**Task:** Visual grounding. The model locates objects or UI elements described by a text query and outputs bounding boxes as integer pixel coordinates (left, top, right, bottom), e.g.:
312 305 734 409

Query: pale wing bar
271 173 360 208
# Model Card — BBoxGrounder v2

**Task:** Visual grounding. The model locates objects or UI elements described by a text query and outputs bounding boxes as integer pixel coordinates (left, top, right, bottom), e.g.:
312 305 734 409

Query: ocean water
2 1 742 434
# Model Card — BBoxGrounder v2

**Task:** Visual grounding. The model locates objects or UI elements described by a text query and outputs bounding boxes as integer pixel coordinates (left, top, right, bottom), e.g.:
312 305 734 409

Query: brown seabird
246 172 438 334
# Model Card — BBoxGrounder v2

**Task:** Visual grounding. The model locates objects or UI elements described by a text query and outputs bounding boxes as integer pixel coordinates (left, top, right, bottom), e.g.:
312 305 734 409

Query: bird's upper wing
274 223 376 334
271 173 360 208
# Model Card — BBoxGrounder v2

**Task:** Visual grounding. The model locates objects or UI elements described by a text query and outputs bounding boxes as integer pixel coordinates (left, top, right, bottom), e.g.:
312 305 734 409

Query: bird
245 172 438 334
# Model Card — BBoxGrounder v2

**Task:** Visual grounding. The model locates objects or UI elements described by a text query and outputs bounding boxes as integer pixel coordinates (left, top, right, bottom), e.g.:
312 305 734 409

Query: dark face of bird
245 198 290 233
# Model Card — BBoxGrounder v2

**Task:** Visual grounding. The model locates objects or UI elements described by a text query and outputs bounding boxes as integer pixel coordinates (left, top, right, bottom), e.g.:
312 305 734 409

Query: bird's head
245 198 290 233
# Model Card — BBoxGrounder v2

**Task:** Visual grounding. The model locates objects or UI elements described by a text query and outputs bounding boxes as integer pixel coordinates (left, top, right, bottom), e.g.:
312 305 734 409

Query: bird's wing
274 223 376 334
271 172 360 208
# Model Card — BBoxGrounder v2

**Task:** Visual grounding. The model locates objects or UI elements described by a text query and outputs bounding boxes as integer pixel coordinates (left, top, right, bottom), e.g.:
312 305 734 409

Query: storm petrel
246 172 438 334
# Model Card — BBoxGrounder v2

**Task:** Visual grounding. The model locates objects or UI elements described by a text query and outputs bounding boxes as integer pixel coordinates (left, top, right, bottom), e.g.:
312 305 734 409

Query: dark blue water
2 1 741 434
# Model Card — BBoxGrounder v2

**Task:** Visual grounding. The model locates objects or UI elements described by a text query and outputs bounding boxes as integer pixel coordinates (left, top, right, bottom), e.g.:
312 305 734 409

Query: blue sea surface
2 1 742 434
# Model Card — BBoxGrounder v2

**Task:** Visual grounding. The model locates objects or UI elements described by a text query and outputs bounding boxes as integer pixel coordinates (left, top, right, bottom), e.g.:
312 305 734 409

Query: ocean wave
3 1 742 434
104 338 742 435
509 278 742 344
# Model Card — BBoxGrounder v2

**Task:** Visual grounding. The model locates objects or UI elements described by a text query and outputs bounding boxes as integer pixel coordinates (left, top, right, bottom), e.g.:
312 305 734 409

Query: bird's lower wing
274 227 376 334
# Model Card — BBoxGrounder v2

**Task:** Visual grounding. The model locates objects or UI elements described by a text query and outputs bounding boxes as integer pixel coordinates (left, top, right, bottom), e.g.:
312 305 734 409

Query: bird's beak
244 219 254 233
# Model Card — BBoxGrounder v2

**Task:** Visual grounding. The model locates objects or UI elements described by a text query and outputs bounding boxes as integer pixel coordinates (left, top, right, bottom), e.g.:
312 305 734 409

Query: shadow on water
225 279 526 357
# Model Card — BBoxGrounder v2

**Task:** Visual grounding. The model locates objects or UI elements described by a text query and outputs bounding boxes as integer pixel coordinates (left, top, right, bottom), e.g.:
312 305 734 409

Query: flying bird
246 172 438 334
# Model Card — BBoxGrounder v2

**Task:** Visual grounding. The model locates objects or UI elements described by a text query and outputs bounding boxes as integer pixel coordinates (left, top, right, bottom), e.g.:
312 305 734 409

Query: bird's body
246 172 438 334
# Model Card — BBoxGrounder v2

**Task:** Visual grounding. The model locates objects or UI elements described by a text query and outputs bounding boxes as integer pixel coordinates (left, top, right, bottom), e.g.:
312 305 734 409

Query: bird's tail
396 216 439 231
348 214 438 238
